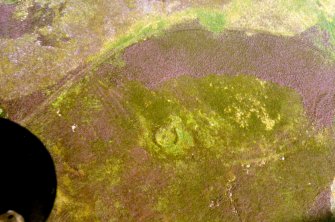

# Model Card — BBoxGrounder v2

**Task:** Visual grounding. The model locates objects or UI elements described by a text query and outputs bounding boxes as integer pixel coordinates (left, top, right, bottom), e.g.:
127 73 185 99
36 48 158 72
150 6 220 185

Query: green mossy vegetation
0 0 18 4
3 0 334 100
91 0 333 71
0 106 6 118
124 75 306 160
120 74 335 221
18 1 335 220
196 8 226 33
89 8 229 67
51 75 103 124
32 71 335 221
317 12 335 60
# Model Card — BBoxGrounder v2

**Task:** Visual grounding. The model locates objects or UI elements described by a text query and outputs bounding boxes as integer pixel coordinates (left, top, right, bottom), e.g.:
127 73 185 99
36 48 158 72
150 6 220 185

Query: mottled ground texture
0 3 55 39
115 26 335 128
15 23 334 221
2 1 335 222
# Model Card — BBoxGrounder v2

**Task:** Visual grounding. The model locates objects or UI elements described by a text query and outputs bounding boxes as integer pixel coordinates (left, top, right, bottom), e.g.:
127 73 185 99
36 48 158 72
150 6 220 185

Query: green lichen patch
316 12 335 60
118 74 335 220
0 0 17 4
145 115 194 157
124 75 307 160
195 8 226 33
0 106 6 118
28 72 335 221
51 76 103 124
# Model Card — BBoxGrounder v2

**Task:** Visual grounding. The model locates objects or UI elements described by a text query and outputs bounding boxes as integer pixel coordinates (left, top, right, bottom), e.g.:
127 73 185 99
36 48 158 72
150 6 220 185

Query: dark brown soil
113 26 335 127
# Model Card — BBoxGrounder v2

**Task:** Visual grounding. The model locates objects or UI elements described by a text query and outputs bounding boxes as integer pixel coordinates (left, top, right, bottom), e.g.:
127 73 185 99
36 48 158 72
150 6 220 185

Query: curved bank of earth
27 24 335 221
115 26 335 128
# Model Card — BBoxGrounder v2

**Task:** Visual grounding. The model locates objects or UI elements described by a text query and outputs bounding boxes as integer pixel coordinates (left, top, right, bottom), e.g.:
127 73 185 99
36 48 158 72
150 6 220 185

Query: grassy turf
21 2 335 220
32 73 335 221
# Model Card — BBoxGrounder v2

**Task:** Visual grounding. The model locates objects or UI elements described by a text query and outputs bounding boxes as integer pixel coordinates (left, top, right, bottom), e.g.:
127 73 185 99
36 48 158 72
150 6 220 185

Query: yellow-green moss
119 75 333 221
0 0 18 4
32 72 335 221
51 76 103 124
124 75 306 161
195 8 226 33
139 115 194 158
118 74 334 221
0 106 6 118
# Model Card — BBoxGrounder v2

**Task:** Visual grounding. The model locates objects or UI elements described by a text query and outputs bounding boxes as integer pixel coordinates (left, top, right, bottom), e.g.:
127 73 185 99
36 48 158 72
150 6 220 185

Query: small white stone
281 156 285 161
71 124 78 132
56 110 62 117
246 164 251 168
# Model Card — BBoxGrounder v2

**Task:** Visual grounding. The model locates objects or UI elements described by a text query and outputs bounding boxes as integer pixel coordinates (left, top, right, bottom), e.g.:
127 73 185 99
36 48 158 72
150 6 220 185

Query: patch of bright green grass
317 12 335 60
0 0 18 4
195 8 226 33
90 0 335 69
88 8 228 67
0 106 6 118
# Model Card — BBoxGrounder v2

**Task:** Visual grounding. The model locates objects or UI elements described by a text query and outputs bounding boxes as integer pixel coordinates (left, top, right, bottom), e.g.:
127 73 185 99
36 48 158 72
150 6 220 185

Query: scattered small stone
56 109 62 117
260 160 266 166
281 156 285 161
209 200 215 208
246 164 251 168
71 124 78 132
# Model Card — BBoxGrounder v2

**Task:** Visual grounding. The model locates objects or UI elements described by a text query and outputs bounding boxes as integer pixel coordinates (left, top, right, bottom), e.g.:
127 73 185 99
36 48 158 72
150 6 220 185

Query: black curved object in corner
0 118 57 222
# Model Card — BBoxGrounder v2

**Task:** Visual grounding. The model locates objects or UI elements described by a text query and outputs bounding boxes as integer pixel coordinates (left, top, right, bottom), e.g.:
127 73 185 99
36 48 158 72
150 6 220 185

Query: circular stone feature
155 126 178 148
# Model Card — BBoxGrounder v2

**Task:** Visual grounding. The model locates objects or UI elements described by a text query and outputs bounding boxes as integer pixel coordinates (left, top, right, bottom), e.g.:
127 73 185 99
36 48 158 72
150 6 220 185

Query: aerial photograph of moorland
1 0 335 221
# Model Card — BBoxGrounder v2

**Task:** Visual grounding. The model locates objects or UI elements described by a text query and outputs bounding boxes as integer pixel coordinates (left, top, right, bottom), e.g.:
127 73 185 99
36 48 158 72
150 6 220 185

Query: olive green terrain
26 72 335 221
2 0 335 221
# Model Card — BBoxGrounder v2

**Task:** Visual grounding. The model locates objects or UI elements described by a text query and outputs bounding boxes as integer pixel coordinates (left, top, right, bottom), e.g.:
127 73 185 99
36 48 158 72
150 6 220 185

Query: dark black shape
0 118 57 222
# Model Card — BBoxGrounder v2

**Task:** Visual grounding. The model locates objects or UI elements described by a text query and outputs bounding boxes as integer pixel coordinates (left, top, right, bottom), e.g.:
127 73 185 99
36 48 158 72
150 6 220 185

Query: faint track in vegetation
20 63 95 125
19 26 334 125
